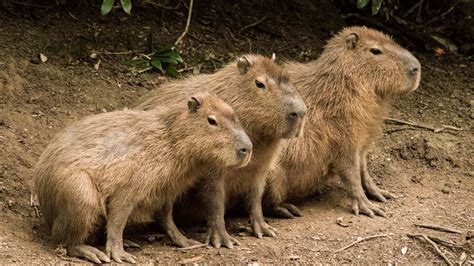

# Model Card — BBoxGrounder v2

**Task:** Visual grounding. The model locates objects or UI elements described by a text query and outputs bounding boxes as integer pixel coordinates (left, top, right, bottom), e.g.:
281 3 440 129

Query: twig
240 15 268 33
93 50 144 56
177 66 194 73
384 118 462 133
408 234 453 266
414 223 463 234
227 28 240 42
334 234 388 253
12 2 54 9
176 243 207 251
144 0 181 10
428 236 465 249
424 0 460 26
385 127 416 134
403 0 424 18
175 0 194 45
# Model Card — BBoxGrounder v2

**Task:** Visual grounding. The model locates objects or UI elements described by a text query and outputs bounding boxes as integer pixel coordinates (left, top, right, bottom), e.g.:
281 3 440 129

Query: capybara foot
67 245 111 264
362 176 397 202
351 196 386 218
175 237 202 248
106 244 137 263
205 227 240 249
123 239 141 249
267 203 303 219
251 219 277 239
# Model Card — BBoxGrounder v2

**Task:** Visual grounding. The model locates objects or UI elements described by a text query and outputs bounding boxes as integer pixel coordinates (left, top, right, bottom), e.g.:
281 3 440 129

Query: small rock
441 187 450 194
401 246 408 255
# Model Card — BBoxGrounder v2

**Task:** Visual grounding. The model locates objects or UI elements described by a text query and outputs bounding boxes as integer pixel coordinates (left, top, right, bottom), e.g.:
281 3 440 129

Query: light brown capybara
263 26 421 218
33 93 252 263
137 54 306 248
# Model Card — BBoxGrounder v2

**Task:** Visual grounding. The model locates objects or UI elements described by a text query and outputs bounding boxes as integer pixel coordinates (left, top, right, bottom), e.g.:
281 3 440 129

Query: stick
408 234 453 266
385 118 462 133
240 15 268 33
175 0 194 45
427 236 465 249
414 223 463 234
334 234 388 253
176 243 208 251
93 50 144 56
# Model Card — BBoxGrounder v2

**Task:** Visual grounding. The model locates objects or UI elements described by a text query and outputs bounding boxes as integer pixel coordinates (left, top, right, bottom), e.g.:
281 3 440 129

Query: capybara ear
188 96 202 113
271 53 276 61
346 32 359 50
237 55 253 74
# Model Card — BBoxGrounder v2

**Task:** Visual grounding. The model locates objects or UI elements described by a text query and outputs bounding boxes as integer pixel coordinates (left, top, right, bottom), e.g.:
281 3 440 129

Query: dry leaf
90 53 98 59
39 53 48 63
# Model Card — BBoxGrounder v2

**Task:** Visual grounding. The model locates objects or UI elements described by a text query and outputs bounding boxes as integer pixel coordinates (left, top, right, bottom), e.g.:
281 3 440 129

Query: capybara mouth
236 151 252 168
282 117 306 139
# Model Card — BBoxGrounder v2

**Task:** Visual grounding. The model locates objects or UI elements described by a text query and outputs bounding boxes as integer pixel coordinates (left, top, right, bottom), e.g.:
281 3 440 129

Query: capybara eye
255 80 265 89
370 48 383 55
207 116 218 126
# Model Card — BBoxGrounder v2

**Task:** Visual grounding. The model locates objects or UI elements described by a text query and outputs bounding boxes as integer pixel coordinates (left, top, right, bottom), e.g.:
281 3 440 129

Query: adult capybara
33 93 252 263
264 26 421 218
137 54 306 248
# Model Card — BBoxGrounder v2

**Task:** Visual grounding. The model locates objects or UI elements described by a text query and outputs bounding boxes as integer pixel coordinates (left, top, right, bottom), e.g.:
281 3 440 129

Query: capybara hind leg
360 151 397 201
67 245 110 263
268 202 303 219
158 201 201 248
337 154 386 218
105 199 137 264
123 239 141 249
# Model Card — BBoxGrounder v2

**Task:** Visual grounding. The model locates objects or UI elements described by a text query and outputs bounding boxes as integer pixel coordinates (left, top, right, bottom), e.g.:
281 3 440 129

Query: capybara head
324 26 421 97
172 93 252 168
228 54 306 140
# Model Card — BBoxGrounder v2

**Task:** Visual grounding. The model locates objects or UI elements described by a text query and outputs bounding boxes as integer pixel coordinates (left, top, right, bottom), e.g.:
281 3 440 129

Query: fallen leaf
90 53 98 59
39 53 48 63
336 216 349 227
179 255 203 264
401 246 408 255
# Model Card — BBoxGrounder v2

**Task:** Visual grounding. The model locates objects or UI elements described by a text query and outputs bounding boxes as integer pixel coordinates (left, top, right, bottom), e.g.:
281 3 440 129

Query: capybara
264 26 421 218
137 54 306 248
33 93 252 263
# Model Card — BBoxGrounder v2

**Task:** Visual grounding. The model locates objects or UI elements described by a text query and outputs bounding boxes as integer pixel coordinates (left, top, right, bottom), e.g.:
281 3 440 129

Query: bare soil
1 1 473 264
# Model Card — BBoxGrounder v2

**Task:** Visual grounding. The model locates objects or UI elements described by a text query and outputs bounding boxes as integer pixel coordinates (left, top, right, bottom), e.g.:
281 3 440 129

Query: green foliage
357 0 383 15
101 0 132 15
122 34 183 76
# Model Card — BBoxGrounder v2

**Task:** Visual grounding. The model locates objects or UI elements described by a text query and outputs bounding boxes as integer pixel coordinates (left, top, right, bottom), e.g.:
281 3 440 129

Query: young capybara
264 26 421 218
33 93 252 263
137 54 306 248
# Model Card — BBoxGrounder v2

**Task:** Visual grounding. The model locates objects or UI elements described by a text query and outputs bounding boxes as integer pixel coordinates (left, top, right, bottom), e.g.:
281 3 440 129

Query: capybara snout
233 129 253 168
283 93 307 138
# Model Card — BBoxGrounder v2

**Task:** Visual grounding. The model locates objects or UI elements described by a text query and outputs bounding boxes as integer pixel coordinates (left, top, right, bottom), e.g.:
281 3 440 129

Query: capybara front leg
360 151 397 201
249 184 277 238
158 201 201 248
105 201 137 263
338 154 386 218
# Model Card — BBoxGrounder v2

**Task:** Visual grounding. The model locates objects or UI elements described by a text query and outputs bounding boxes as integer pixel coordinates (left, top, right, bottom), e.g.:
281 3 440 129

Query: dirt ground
1 1 473 264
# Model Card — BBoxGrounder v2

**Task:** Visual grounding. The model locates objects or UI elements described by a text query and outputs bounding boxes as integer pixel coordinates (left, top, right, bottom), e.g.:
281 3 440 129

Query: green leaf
371 0 383 14
166 64 178 77
122 59 149 66
157 51 183 63
156 57 178 64
151 59 163 71
357 0 370 9
120 0 132 14
155 44 174 54
101 0 115 15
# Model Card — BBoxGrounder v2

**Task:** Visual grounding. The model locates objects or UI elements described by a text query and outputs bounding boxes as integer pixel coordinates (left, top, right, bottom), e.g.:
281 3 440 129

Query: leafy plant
122 33 183 76
101 0 132 15
357 0 383 15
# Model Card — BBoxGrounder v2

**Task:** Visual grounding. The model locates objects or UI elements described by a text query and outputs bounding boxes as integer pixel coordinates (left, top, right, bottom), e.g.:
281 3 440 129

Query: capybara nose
237 147 249 157
235 130 253 159
287 102 307 121
407 56 421 77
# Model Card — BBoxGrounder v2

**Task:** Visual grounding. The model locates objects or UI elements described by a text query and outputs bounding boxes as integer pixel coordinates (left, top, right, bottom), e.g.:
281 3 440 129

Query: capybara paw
106 245 137 264
67 245 111 264
351 198 386 218
205 228 239 249
364 183 398 202
252 220 278 239
269 206 295 219
281 203 304 217
178 238 202 248
123 239 141 249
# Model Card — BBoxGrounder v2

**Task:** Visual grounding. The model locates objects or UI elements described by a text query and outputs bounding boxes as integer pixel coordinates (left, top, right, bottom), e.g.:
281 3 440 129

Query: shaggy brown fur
33 93 252 263
264 26 421 218
136 54 306 248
